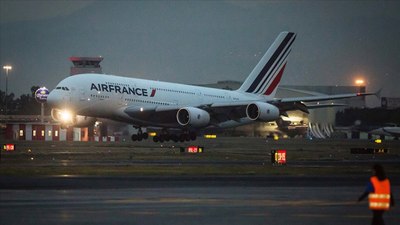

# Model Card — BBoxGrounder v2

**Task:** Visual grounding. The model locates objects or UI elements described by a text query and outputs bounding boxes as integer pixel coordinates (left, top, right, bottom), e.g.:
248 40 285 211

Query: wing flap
278 92 376 103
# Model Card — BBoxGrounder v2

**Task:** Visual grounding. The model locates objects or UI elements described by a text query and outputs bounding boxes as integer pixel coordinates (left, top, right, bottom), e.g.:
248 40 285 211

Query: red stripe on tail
264 63 286 95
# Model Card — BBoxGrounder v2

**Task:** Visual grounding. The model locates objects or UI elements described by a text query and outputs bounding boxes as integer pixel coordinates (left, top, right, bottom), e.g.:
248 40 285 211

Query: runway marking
105 198 358 208
294 213 369 218
172 211 203 216
129 211 158 215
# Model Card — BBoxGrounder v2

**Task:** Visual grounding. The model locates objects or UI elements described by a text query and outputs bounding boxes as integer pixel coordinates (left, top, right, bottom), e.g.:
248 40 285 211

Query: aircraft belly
126 110 180 128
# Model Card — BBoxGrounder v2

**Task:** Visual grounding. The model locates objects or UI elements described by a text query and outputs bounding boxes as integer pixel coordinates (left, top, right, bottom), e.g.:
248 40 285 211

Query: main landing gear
131 127 197 142
131 128 148 141
152 131 196 143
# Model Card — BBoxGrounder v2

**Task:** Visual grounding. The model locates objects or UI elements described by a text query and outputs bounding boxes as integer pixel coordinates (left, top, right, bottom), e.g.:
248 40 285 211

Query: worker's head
373 164 387 180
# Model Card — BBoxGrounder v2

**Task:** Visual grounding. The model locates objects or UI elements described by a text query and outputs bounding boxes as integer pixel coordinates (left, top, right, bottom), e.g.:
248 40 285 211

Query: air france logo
90 83 156 97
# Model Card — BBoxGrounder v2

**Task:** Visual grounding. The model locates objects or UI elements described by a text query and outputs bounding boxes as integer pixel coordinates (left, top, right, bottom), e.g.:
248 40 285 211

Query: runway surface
1 138 399 224
1 176 399 225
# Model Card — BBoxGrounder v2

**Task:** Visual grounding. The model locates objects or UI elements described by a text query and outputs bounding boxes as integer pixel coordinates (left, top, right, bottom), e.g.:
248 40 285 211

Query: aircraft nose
46 91 60 107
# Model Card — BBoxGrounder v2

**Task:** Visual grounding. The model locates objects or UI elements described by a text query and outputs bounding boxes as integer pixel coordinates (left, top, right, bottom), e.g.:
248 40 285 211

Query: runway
1 176 399 225
1 138 399 224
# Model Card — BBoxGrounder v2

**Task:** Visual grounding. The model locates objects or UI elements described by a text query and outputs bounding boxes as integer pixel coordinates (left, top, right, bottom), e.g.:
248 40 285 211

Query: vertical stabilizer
238 32 296 97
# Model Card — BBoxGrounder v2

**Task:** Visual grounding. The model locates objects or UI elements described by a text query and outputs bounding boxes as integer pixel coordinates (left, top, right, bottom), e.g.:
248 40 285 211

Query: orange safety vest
369 176 391 210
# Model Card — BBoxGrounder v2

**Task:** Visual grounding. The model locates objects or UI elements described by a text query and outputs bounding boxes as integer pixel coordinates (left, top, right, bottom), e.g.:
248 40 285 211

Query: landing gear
152 130 196 143
131 127 148 142
131 127 197 142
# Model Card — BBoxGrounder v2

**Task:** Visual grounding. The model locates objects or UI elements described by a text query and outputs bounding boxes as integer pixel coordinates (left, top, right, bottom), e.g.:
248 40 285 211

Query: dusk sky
1 0 400 107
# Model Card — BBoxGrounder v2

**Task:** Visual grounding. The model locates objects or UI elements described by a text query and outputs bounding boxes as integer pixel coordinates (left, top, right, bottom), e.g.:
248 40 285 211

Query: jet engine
246 102 280 122
176 107 210 127
51 108 96 128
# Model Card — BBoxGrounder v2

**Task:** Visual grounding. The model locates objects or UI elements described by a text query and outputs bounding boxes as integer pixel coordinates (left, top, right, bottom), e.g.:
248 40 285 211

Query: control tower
69 56 103 75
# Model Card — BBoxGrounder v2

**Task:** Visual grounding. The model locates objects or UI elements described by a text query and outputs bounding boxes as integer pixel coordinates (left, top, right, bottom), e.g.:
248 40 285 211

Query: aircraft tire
189 132 197 141
131 134 138 141
153 136 159 142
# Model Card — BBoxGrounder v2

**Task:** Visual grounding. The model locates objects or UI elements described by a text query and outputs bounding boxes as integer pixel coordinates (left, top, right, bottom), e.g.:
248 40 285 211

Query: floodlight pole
3 65 12 115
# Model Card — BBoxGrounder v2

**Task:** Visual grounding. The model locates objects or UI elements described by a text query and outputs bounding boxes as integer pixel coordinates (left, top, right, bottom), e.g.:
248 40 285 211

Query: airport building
69 56 103 75
5 124 117 142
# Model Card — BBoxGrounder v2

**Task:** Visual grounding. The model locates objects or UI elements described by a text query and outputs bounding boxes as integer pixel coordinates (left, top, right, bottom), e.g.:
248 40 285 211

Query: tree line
0 86 50 115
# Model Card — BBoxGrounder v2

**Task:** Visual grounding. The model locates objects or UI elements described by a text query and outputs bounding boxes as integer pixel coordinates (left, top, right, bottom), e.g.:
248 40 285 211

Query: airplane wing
271 91 377 113
277 92 373 103
121 91 377 127
123 103 248 127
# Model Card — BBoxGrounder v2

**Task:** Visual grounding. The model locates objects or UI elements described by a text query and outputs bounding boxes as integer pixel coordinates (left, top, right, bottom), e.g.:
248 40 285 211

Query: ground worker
358 164 395 225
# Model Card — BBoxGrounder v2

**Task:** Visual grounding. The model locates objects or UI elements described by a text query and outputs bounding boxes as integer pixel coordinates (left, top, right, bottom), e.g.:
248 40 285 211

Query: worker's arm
358 181 374 202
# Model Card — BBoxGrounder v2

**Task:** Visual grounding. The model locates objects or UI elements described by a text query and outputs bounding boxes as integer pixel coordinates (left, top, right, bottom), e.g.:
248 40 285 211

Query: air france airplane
47 32 374 142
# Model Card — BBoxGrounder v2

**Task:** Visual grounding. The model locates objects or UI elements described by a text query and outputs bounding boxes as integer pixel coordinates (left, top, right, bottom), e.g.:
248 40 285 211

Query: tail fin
238 32 296 97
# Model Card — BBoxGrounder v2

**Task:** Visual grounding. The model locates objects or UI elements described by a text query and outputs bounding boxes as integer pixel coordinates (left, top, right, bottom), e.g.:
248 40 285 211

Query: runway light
3 144 15 151
271 150 286 165
181 146 204 153
204 134 217 139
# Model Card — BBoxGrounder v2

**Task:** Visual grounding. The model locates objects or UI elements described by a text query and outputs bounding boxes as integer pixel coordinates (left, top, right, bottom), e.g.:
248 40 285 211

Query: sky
1 0 400 107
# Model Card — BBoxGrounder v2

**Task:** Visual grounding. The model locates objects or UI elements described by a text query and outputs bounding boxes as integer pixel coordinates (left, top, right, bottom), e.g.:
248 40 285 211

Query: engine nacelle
176 107 210 127
246 102 280 122
51 108 96 128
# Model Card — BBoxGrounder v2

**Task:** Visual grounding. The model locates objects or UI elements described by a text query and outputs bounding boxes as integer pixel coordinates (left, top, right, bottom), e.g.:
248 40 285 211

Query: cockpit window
55 86 70 91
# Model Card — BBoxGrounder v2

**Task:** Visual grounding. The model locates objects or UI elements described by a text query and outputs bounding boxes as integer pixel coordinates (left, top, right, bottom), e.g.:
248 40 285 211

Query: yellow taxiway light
204 134 217 139
148 132 157 137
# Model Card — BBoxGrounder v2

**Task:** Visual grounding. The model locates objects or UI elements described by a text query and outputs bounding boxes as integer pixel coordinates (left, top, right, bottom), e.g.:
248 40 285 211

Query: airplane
46 31 376 142
369 125 400 139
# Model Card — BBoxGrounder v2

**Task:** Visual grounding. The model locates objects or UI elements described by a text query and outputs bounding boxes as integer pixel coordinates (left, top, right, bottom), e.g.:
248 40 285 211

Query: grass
1 137 399 176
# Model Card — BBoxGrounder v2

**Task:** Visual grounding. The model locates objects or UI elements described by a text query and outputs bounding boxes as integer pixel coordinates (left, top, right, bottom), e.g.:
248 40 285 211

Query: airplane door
79 88 86 102
196 89 203 104
118 93 125 106
224 92 232 101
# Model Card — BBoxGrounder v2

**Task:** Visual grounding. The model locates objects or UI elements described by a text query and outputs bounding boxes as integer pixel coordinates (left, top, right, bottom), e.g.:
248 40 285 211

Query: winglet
374 88 382 99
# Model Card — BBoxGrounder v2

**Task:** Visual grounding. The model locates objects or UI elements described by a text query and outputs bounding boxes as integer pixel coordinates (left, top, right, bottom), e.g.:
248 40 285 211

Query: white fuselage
48 73 266 127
